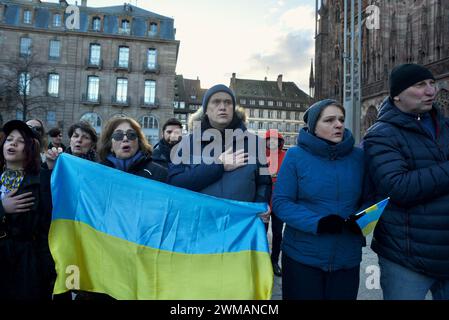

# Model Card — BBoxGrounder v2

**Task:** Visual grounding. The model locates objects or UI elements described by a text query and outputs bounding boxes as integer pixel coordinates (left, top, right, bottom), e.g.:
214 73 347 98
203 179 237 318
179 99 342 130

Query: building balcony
143 63 160 74
114 60 132 72
81 94 101 105
111 95 131 107
118 27 131 35
140 97 159 109
85 58 103 70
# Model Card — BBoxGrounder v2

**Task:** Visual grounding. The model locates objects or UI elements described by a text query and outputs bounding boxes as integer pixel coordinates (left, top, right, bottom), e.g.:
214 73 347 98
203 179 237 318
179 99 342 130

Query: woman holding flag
272 99 366 300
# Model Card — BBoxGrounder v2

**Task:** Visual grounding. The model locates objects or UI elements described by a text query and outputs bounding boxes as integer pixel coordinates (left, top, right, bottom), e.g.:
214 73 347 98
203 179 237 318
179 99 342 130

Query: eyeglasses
111 130 138 141
28 125 43 133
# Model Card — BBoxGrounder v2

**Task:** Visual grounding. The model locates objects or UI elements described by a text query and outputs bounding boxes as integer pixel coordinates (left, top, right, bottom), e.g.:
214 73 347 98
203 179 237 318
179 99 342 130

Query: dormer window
148 22 158 36
53 13 62 27
23 9 32 24
120 19 130 34
92 17 101 31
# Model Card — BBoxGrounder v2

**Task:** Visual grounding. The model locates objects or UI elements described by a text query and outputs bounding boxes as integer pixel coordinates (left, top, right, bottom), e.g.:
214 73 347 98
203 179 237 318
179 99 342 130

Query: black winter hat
389 64 435 98
202 84 236 113
3 120 38 140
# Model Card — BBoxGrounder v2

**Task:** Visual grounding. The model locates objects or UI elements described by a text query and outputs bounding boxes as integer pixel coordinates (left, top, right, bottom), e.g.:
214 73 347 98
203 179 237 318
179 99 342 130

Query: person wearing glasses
98 116 167 182
47 128 66 152
0 120 54 300
26 119 47 163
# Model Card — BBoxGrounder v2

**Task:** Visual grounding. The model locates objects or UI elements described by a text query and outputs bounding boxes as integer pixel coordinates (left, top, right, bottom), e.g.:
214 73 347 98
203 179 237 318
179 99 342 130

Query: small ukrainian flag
352 198 390 236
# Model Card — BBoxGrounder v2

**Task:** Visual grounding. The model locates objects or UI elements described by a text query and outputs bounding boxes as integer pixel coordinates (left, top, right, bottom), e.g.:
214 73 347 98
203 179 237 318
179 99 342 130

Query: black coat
0 171 55 300
363 98 449 278
152 139 172 169
102 154 168 183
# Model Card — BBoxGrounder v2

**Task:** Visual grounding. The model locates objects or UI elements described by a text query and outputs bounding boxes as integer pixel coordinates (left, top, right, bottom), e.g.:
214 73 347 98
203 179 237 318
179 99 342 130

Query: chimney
277 74 283 92
264 77 267 81
81 0 87 7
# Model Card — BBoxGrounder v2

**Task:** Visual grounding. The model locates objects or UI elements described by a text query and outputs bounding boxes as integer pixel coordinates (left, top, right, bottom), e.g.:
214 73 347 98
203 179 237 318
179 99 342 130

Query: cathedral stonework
314 0 449 135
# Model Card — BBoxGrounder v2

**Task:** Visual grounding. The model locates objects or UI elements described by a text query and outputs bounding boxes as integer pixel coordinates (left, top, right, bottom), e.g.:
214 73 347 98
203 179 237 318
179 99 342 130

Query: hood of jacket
265 129 285 150
374 96 443 137
297 127 355 160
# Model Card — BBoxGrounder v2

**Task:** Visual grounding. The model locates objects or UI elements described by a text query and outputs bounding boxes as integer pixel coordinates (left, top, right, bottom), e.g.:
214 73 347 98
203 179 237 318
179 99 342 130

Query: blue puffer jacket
363 97 449 279
272 128 365 272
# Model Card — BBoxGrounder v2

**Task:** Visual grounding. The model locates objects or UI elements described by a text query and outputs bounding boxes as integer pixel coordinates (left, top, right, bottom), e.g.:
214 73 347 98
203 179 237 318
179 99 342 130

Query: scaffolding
343 0 362 143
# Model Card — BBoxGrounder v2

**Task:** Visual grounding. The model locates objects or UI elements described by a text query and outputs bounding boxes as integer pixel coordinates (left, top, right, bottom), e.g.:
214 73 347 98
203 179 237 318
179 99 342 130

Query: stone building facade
313 0 449 135
0 0 179 146
230 73 311 148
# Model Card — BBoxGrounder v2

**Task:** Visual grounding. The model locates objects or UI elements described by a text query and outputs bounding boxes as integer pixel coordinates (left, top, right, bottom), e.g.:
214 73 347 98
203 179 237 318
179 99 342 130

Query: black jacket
0 171 55 300
363 98 449 278
152 139 173 169
102 154 167 183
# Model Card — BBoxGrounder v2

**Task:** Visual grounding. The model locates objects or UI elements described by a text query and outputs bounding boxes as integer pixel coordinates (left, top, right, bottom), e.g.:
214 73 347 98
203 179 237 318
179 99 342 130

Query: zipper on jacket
328 160 339 272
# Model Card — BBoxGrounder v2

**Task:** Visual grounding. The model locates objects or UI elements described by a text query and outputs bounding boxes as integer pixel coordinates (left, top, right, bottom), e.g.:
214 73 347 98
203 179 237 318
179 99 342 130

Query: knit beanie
202 84 236 112
389 64 435 98
303 99 339 134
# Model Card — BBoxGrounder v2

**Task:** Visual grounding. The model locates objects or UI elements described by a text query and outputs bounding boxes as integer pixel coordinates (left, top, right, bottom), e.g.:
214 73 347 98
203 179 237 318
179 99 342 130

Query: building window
148 22 158 36
87 76 99 101
249 121 255 129
47 73 59 97
140 115 159 145
49 40 60 59
259 100 265 106
268 101 274 106
286 111 291 120
18 72 30 96
118 46 129 68
179 102 185 109
116 78 128 103
250 99 256 106
20 37 32 57
144 80 156 104
276 101 283 107
295 124 300 132
286 123 291 132
240 99 246 105
92 17 101 31
53 13 62 27
258 122 263 130
89 44 101 65
23 9 32 24
250 109 255 117
295 112 300 120
277 111 282 119
147 48 157 69
80 112 102 133
286 102 292 108
120 19 130 34
268 111 273 118
47 111 56 127
295 103 301 108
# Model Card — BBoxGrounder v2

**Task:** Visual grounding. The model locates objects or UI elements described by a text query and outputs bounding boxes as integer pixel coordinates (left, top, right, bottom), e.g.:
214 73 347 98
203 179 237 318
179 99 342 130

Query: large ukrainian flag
49 154 273 300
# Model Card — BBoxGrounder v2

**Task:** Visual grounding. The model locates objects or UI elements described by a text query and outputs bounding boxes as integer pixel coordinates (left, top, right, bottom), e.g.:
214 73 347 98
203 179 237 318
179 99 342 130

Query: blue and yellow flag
49 154 273 300
353 198 390 236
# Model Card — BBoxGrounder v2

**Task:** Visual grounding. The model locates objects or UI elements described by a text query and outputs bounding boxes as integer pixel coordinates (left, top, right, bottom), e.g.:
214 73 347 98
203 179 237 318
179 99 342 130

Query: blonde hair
98 117 152 162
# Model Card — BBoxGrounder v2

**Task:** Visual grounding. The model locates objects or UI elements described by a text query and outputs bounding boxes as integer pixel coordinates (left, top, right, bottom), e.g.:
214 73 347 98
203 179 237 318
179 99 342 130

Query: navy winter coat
272 128 365 272
363 97 449 279
168 120 271 203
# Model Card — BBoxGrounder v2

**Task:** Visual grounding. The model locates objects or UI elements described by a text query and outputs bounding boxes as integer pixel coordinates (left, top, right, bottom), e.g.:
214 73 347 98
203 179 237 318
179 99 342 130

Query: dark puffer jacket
168 115 271 203
363 97 449 279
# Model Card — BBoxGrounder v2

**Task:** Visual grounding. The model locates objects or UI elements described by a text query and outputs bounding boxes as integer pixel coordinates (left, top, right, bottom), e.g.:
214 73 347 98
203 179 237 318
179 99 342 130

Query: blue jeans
379 256 449 300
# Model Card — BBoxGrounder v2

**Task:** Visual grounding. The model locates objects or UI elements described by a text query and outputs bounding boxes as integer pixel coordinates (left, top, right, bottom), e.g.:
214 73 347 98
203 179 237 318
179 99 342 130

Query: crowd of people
0 63 448 300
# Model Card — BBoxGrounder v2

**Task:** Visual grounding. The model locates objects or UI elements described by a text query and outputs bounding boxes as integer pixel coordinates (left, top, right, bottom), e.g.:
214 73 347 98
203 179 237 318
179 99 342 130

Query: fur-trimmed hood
188 107 247 132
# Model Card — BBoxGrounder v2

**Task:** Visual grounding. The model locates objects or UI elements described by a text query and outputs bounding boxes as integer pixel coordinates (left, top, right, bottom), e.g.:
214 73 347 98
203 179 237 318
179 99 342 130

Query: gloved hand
345 218 363 236
317 214 345 234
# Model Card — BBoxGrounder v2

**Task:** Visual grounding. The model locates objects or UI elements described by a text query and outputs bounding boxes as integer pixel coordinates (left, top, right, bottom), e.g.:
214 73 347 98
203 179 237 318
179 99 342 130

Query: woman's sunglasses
111 130 138 141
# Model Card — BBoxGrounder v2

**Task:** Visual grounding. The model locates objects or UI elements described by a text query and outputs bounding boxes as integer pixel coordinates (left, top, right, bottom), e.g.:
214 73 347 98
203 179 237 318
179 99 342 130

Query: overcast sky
49 0 316 92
